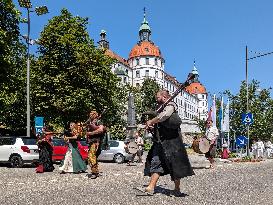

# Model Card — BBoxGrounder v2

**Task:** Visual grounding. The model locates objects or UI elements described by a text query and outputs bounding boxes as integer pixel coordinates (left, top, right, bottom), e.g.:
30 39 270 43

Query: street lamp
18 0 48 137
245 46 273 156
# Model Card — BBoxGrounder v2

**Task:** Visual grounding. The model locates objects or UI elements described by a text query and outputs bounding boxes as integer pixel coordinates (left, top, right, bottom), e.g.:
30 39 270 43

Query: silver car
98 140 132 164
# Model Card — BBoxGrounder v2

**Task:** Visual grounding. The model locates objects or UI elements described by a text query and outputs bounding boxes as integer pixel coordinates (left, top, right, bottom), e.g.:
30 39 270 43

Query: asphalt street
0 155 272 205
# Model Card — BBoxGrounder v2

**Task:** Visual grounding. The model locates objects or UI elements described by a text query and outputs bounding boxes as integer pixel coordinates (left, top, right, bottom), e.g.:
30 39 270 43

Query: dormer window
145 47 149 53
145 57 149 65
136 58 140 66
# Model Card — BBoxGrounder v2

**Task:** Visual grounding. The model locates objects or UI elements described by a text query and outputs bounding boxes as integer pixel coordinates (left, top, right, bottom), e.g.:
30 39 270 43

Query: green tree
135 78 160 117
32 9 123 129
225 80 273 141
0 0 26 133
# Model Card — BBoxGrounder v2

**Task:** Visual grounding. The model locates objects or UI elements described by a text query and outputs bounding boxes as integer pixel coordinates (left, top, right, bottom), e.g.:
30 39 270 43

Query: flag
211 94 217 127
222 99 230 132
207 107 212 122
219 97 224 131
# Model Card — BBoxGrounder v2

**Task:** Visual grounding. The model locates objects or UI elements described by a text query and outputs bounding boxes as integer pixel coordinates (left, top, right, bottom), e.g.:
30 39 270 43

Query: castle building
98 11 208 133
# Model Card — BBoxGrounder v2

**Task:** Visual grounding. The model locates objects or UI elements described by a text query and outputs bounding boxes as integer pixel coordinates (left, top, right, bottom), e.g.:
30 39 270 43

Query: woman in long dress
59 122 87 174
36 127 55 173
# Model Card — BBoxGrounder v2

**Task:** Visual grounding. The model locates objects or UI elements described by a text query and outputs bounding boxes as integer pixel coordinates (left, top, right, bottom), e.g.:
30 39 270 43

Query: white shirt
135 136 144 150
256 141 264 150
205 126 219 141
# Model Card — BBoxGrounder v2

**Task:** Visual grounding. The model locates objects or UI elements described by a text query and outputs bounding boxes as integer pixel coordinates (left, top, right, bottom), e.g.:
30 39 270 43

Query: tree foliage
32 9 124 129
134 78 160 120
0 0 26 133
225 80 273 141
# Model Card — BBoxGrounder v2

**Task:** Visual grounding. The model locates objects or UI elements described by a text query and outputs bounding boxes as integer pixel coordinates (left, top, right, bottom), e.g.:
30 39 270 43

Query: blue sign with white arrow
236 136 248 147
242 113 253 125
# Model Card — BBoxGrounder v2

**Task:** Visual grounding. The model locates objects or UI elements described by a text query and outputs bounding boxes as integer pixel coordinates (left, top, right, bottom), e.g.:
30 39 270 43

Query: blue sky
16 0 273 101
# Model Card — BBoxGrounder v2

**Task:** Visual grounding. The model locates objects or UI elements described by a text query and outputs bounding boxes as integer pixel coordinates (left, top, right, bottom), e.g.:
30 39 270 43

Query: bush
228 152 237 158
144 142 152 151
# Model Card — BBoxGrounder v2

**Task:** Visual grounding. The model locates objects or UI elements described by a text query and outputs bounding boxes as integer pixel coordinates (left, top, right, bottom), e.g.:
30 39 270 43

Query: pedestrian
251 140 257 159
59 122 87 174
36 125 55 173
131 131 144 164
136 90 194 197
204 119 219 169
256 139 264 159
221 142 229 159
265 140 272 158
86 110 106 179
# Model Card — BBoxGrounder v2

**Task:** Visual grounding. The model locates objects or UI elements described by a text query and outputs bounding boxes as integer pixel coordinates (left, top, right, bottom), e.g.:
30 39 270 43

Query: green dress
59 139 87 173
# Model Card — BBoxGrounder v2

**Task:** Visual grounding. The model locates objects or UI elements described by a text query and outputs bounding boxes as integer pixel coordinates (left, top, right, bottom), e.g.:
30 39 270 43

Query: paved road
0 155 272 205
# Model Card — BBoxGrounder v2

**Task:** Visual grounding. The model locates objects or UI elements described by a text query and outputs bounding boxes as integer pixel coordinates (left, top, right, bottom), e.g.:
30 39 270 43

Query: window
155 70 158 78
136 70 140 78
145 70 149 77
52 138 66 146
0 137 14 145
123 77 127 83
125 69 128 74
145 57 149 65
136 83 140 87
109 141 119 148
145 47 149 53
136 58 139 66
155 58 158 65
22 138 37 145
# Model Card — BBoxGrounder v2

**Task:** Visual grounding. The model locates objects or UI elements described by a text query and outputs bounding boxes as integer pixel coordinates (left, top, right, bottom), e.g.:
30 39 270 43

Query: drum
192 137 210 154
199 137 210 154
127 141 138 154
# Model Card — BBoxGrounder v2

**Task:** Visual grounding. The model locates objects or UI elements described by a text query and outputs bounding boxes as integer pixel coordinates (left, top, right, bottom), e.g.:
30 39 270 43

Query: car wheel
10 155 23 168
114 153 124 164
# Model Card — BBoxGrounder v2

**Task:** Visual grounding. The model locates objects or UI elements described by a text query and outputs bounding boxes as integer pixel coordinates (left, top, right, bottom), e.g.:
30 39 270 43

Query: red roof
129 41 162 59
105 49 129 66
185 82 207 94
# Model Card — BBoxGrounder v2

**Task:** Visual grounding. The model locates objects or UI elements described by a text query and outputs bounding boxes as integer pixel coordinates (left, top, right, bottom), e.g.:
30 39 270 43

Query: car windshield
52 138 66 146
79 140 88 146
22 138 37 145
108 141 119 148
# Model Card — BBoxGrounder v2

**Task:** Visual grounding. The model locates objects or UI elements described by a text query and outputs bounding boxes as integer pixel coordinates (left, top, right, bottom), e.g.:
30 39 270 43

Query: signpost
242 112 253 156
236 136 248 158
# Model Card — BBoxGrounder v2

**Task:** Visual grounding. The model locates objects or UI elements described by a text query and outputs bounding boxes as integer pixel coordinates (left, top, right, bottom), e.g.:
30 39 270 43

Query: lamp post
245 46 273 156
18 0 48 137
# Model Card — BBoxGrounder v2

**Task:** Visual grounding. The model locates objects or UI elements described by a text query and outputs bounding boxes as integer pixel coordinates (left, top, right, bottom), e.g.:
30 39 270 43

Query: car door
52 138 67 161
98 141 119 161
0 137 15 161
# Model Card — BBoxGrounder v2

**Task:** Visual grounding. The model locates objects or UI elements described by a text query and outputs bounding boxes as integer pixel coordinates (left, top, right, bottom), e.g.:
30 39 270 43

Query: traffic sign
35 116 44 127
236 136 248 147
35 127 43 134
242 113 253 125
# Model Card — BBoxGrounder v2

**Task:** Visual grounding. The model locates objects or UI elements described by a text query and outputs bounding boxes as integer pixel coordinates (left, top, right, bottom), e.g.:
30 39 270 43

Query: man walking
136 90 194 196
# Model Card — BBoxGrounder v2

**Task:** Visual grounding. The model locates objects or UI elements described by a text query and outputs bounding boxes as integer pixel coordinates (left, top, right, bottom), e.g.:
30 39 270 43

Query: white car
98 140 132 164
0 136 39 168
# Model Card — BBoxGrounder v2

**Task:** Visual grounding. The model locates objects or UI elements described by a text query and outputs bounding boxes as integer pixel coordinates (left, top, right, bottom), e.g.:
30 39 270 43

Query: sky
15 0 273 101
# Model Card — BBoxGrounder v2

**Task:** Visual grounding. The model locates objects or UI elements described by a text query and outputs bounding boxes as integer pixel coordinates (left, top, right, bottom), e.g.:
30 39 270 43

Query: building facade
98 12 208 133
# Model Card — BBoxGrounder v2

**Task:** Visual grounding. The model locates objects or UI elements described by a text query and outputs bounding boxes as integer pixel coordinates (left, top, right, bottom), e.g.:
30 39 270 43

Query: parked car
51 138 131 164
98 140 132 164
51 138 89 163
0 136 39 168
